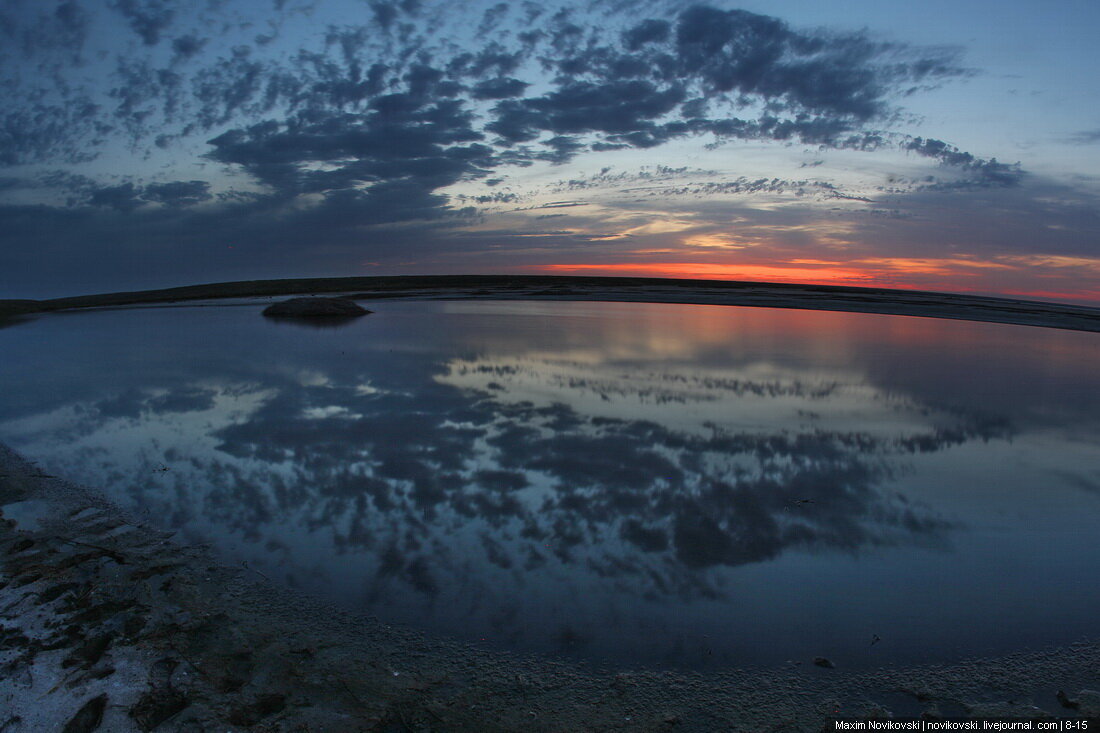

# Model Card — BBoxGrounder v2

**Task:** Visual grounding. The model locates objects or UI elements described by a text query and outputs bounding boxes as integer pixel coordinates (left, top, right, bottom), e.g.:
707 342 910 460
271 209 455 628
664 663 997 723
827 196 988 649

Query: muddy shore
3 442 1100 731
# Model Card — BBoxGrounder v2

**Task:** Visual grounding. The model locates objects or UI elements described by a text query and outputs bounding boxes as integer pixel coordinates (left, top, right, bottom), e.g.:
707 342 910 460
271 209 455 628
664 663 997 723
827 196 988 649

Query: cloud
88 182 144 212
95 386 217 416
203 100 494 222
471 77 529 100
171 34 207 61
487 80 688 143
0 1 91 68
1 2 972 170
904 136 1023 188
1069 128 1100 145
622 19 669 51
84 179 212 210
111 0 176 46
0 0 1080 300
367 0 424 30
143 180 213 206
189 45 276 129
0 100 105 167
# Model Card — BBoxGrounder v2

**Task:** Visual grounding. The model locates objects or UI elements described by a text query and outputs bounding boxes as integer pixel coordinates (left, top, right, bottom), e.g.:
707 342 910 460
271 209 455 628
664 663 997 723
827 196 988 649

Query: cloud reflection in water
2 301 1098 668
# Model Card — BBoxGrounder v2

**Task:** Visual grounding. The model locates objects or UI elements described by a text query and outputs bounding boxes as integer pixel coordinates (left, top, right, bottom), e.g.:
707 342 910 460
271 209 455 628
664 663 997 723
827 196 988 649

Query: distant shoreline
3 274 1100 333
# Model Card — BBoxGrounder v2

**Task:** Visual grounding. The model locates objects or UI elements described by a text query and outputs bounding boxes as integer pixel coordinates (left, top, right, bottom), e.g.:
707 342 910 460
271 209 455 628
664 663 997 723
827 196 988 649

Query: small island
261 297 371 318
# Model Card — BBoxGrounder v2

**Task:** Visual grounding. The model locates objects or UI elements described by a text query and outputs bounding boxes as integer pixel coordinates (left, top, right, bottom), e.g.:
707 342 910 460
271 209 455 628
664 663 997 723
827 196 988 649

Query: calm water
1 300 1099 670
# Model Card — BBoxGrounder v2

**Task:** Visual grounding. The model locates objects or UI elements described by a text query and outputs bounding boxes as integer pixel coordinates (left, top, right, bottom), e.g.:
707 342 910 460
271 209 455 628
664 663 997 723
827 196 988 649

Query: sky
1 0 1099 302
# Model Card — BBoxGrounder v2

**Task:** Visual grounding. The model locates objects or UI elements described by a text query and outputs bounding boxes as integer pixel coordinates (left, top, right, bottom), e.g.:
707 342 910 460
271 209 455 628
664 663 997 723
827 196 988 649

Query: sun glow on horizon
534 262 876 285
526 260 1100 305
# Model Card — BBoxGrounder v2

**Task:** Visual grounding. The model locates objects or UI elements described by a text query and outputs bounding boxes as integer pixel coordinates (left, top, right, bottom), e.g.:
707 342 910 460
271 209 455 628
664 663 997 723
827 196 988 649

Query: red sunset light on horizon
523 261 1100 306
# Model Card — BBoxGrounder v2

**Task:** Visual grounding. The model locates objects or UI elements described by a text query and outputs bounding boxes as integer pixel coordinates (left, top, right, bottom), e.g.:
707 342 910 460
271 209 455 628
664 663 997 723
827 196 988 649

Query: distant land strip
3 275 1100 333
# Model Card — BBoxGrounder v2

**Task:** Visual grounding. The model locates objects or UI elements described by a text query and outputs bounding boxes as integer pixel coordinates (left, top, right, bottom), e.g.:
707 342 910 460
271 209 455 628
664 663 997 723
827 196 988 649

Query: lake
1 299 1099 670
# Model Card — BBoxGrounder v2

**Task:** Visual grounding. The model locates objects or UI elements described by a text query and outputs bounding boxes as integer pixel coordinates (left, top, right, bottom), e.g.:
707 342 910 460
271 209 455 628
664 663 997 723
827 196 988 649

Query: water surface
1 300 1099 670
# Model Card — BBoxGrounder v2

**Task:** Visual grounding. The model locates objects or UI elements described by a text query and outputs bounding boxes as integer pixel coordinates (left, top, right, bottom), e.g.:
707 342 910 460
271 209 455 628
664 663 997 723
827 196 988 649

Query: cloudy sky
2 0 1099 302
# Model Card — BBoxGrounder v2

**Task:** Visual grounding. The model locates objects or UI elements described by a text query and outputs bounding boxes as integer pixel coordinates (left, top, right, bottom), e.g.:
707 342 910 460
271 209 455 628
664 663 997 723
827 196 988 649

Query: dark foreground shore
3 275 1100 333
2 444 1100 731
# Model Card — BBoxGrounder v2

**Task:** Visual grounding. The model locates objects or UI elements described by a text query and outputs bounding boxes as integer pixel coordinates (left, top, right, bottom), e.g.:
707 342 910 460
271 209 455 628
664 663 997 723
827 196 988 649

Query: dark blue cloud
88 182 144 211
1069 128 1100 145
84 179 211 210
0 1 90 66
0 2 974 172
0 0 1053 298
143 180 212 206
487 80 687 142
111 0 176 46
204 100 492 211
905 137 1023 188
623 19 670 51
0 100 105 166
471 77 529 100
171 34 207 61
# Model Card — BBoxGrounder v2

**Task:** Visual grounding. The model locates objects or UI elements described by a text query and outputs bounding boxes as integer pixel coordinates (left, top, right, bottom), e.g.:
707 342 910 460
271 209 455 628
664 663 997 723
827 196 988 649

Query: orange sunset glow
534 262 878 285
527 258 1100 304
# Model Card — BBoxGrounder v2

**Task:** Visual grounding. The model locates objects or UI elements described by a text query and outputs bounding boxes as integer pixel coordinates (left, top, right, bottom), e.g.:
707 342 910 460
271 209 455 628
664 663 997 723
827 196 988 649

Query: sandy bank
2 444 1100 731
4 275 1100 333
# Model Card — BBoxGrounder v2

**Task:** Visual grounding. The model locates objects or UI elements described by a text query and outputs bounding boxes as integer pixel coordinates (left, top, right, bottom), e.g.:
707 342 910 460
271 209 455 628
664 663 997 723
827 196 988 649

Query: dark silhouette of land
3 274 1100 332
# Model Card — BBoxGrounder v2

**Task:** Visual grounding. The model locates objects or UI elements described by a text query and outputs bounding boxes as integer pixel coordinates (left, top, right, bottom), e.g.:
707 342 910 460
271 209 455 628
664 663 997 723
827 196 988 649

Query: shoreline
4 274 1100 333
3 443 1100 730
